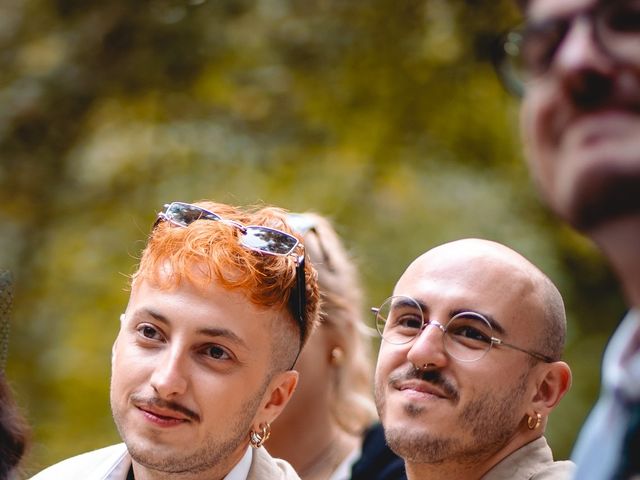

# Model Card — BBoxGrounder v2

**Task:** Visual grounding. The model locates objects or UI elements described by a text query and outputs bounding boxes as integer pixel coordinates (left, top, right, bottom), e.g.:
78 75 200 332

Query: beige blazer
30 443 300 480
482 437 575 480
248 447 300 480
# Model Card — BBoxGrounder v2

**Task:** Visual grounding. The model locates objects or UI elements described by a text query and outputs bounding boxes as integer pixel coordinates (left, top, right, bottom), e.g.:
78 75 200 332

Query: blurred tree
0 0 624 474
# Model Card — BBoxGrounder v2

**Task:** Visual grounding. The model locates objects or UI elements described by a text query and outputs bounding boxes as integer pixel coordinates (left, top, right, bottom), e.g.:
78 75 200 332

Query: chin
557 168 640 231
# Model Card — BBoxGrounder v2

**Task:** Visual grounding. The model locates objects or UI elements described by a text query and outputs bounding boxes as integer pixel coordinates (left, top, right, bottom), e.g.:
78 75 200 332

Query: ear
529 361 572 415
254 370 299 427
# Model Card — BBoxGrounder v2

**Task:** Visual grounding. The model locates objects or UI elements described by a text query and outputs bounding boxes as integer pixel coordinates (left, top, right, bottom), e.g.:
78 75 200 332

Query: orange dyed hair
132 201 320 349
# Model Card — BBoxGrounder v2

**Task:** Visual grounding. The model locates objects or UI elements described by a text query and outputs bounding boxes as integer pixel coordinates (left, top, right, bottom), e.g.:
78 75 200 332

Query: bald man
373 239 573 480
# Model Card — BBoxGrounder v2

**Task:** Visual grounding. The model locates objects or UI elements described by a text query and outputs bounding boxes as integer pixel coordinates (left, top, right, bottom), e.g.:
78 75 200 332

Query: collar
223 446 253 480
122 446 253 480
603 309 640 401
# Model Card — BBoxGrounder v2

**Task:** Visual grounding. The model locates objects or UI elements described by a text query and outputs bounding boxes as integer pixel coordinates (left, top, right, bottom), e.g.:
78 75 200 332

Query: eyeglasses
493 0 640 96
156 202 307 344
372 295 553 363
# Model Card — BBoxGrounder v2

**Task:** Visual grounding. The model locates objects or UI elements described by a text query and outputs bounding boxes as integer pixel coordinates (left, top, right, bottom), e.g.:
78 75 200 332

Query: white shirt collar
115 446 253 480
223 446 253 480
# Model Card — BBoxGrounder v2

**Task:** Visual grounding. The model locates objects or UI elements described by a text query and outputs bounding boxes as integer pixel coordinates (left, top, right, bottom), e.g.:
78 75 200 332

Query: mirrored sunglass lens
443 313 492 361
376 296 423 345
242 227 298 255
166 203 220 226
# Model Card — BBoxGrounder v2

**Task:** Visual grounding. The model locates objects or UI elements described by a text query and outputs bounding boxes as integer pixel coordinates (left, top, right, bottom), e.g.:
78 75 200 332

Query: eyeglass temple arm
491 337 553 363
287 254 306 370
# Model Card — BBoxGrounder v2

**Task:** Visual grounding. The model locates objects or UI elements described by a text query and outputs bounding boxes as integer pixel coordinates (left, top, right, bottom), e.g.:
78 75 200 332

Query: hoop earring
527 412 542 430
250 422 271 448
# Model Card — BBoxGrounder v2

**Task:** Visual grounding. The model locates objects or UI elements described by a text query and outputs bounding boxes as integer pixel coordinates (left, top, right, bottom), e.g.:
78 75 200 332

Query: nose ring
414 362 435 371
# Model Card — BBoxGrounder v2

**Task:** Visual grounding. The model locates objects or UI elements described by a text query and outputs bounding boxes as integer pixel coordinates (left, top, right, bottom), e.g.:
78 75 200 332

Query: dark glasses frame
492 0 640 97
155 202 307 359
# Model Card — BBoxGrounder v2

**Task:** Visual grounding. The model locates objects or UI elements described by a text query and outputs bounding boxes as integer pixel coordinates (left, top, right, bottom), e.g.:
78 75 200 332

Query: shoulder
29 444 130 480
351 423 407 480
247 447 301 480
530 460 575 480
483 437 575 480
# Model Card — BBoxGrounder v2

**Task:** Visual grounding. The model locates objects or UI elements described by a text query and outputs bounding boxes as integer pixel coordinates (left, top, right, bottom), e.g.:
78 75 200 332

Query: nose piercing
414 362 435 371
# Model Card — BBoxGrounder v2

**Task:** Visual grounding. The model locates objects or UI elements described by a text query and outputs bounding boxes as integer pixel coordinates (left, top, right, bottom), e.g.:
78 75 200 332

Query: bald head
400 239 566 362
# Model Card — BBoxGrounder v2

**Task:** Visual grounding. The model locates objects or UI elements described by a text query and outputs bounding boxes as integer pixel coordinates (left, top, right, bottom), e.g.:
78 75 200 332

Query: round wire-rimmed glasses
372 295 553 363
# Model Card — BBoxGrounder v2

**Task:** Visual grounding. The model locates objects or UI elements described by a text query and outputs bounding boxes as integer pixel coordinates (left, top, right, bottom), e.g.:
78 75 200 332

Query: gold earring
527 412 542 430
330 346 344 366
250 422 271 448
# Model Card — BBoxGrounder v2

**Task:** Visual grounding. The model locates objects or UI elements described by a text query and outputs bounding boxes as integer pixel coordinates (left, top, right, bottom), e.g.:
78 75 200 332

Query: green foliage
0 0 624 474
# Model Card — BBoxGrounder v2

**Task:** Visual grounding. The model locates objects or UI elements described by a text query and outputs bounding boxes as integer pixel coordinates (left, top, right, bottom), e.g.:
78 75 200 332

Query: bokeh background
1 0 626 475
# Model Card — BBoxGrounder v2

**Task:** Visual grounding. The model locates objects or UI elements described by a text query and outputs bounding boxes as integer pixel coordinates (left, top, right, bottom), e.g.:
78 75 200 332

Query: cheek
521 92 558 198
374 344 402 385
111 342 150 392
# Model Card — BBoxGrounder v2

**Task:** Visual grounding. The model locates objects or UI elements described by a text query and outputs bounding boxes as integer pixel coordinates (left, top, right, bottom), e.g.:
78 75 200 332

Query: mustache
389 365 460 403
131 394 200 422
554 73 640 132
568 71 640 112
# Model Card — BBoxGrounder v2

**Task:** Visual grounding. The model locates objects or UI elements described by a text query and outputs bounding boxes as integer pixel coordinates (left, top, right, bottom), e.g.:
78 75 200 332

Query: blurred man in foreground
32 200 320 480
374 238 573 479
494 0 640 477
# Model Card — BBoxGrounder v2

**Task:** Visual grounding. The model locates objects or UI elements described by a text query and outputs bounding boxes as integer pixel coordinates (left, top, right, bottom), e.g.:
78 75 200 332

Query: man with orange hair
32 201 320 480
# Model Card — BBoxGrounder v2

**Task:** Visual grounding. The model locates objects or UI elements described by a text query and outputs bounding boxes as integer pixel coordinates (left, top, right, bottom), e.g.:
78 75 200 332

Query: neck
268 415 358 480
589 215 640 309
405 432 540 480
130 446 247 480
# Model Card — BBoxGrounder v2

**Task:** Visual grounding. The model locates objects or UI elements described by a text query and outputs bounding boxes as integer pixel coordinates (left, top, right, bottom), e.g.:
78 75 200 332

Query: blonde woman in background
268 213 405 480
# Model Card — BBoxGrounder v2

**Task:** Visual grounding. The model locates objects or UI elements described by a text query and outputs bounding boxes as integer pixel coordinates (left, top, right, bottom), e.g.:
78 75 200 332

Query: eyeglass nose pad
406 319 449 368
424 320 446 334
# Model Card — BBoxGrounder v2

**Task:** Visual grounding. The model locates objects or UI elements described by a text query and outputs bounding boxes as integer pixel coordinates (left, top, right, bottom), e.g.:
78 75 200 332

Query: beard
376 367 529 465
566 170 640 232
112 378 270 475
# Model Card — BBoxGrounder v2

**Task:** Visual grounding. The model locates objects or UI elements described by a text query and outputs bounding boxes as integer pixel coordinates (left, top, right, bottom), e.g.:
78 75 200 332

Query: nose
557 19 614 71
553 19 617 105
406 321 449 369
149 348 189 398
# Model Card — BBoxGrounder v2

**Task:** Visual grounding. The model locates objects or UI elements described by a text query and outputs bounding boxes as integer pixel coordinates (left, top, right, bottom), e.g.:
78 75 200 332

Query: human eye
201 344 232 361
522 19 569 76
604 0 640 33
389 309 422 332
136 323 164 342
446 316 492 346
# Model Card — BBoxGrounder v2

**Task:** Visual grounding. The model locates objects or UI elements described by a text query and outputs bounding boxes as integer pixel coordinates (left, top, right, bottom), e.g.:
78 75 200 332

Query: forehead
528 0 597 19
128 278 283 344
394 249 539 325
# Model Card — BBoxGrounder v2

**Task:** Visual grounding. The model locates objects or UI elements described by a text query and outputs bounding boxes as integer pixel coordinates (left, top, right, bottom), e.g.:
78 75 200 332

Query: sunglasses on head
155 202 307 349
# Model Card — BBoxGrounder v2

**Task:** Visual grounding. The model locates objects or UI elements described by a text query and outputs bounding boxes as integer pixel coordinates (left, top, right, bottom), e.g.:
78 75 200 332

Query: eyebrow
136 308 249 349
450 308 505 335
393 298 506 335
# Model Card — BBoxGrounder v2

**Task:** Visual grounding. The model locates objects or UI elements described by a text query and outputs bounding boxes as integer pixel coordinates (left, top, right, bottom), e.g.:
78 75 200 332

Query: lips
137 404 191 423
563 110 640 147
394 379 449 400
